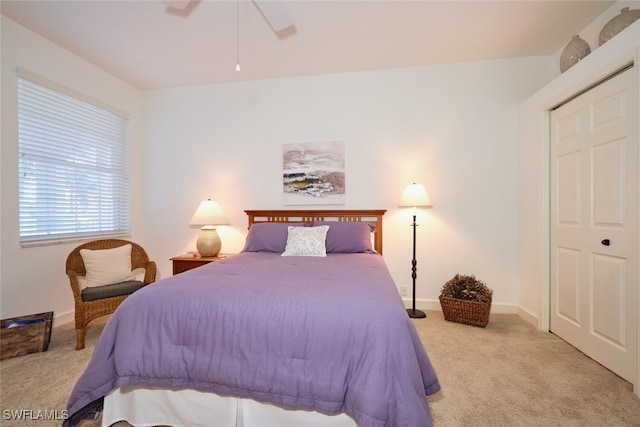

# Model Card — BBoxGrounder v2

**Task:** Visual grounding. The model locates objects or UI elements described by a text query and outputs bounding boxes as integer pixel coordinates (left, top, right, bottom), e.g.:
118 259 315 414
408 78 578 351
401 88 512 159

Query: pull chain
235 0 241 71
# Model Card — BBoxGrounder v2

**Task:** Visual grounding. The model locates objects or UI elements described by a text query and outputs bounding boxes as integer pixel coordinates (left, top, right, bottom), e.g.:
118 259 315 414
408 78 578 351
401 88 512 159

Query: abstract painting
283 141 345 205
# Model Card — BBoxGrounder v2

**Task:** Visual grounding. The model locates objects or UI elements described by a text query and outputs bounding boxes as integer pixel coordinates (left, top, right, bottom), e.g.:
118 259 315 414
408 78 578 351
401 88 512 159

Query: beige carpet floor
1 311 638 426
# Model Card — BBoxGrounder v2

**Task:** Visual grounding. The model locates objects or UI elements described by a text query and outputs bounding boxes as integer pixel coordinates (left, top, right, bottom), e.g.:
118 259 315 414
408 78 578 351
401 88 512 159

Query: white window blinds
18 72 131 246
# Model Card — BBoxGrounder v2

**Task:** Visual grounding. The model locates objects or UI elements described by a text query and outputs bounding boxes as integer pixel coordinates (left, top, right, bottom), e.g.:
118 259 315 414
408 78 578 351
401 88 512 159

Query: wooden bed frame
245 209 386 255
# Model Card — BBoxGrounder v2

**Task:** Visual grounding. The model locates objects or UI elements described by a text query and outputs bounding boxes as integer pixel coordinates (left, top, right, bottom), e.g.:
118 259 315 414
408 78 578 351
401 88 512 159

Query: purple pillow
242 223 307 253
312 221 375 254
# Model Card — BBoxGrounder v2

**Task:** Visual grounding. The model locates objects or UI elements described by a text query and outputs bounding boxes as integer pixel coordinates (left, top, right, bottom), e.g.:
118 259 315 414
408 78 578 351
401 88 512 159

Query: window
18 70 130 246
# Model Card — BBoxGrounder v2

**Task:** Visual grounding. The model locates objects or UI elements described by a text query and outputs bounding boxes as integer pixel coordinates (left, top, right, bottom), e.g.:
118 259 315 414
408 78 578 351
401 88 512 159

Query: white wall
143 57 554 312
0 17 145 324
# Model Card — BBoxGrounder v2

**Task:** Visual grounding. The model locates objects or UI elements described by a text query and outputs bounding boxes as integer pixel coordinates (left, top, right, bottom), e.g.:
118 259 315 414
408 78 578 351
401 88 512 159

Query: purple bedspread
65 252 440 427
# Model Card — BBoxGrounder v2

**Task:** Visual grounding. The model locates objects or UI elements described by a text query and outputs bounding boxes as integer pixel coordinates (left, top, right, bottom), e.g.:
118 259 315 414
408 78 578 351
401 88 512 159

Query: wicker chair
66 239 157 350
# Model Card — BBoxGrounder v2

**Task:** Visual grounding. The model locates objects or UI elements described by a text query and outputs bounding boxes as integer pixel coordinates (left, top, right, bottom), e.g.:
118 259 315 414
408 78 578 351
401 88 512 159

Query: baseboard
515 305 539 329
403 298 544 331
404 298 521 316
52 310 75 329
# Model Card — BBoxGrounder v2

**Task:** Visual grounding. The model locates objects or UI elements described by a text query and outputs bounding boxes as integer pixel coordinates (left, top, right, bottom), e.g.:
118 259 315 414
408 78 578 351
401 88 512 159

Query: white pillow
130 267 146 282
80 244 133 287
281 225 329 257
77 276 88 290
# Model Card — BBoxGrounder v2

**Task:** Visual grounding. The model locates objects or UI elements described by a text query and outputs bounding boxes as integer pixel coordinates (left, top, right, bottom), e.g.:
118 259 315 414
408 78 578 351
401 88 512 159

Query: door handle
601 239 610 246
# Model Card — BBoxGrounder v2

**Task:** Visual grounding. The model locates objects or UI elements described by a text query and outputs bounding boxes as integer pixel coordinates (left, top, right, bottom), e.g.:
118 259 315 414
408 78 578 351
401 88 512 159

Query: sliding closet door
550 66 636 382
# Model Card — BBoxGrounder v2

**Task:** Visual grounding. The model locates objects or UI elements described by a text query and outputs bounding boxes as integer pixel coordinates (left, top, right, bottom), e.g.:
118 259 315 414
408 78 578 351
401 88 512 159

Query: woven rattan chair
66 239 157 350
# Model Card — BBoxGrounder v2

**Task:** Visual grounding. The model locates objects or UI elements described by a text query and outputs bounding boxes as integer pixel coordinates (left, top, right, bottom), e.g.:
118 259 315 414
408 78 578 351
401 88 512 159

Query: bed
65 209 440 427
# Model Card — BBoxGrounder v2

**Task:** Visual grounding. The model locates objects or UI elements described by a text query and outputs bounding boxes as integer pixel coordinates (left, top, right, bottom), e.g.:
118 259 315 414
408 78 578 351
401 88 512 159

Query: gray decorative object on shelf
560 35 591 73
599 7 640 46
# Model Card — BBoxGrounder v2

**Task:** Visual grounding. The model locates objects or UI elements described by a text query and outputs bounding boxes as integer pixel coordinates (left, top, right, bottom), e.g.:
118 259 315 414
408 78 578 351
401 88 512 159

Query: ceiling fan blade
253 0 295 33
162 0 192 10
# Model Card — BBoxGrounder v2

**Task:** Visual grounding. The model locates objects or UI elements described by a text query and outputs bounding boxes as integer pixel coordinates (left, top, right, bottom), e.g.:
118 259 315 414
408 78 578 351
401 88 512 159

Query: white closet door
550 66 636 382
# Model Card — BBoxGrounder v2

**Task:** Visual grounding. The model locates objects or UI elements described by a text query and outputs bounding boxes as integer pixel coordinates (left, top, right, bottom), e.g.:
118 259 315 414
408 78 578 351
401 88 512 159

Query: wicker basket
439 296 491 328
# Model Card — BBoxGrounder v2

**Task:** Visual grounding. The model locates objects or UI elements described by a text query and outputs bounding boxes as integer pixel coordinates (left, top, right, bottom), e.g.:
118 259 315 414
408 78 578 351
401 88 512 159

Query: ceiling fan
162 0 295 33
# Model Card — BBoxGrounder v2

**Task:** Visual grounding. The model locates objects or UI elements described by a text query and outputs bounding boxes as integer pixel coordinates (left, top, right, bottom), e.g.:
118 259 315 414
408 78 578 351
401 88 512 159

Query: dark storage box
1 311 53 360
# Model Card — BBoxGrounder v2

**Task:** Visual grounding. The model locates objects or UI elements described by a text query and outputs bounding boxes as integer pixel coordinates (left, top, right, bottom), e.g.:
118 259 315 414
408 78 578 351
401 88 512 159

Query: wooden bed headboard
245 209 387 255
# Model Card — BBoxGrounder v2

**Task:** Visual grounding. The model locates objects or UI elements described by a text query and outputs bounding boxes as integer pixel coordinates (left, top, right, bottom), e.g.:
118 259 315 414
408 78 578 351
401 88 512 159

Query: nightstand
170 254 231 275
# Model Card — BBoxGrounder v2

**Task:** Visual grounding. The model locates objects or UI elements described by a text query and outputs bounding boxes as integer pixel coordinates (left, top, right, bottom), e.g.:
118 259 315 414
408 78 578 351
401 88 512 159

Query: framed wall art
283 141 345 205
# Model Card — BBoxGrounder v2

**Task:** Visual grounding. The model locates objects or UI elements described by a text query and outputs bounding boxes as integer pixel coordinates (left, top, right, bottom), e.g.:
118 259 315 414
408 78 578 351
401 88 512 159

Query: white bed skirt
103 387 357 427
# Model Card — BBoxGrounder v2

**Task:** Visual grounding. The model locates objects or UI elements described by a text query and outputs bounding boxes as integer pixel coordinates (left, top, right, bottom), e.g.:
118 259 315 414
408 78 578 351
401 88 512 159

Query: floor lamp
399 183 432 319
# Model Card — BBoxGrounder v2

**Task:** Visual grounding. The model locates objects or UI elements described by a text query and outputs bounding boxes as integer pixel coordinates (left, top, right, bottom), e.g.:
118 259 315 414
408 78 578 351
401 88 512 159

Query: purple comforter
65 252 440 427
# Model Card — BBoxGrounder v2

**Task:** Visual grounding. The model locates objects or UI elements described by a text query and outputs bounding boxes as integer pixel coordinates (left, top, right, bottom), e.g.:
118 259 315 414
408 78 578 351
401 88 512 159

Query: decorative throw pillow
281 225 330 257
242 222 308 253
312 221 376 253
80 244 133 287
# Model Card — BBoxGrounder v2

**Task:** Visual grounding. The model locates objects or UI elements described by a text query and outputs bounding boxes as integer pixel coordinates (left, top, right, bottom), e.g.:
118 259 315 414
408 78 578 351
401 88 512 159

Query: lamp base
407 309 427 319
196 226 222 257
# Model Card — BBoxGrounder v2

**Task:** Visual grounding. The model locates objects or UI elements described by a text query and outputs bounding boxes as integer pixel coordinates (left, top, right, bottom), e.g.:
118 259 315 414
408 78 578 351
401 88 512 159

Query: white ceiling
1 0 615 90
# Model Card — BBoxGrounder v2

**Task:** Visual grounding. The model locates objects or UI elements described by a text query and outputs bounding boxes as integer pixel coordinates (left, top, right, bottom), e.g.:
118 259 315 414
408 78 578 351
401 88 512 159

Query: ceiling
1 0 615 90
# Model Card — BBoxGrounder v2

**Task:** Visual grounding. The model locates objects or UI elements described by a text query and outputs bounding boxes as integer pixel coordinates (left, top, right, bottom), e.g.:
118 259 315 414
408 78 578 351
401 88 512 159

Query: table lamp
189 199 229 257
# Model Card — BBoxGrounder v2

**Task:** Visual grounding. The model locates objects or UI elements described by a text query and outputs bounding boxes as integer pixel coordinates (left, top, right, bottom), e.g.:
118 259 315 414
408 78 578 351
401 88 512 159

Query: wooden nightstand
170 254 231 275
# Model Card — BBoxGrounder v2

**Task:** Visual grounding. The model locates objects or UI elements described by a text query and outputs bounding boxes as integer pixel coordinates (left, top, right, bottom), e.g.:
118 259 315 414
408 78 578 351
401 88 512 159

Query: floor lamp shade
399 183 432 209
189 199 229 257
399 183 432 319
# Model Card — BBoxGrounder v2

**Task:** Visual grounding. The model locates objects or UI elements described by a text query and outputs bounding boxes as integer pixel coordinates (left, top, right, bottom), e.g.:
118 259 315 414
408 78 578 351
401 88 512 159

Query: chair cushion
81 280 145 302
77 268 146 291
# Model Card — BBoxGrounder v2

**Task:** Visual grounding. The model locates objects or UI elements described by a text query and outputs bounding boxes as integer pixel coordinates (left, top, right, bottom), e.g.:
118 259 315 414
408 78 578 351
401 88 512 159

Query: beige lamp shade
399 183 432 208
189 199 229 257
